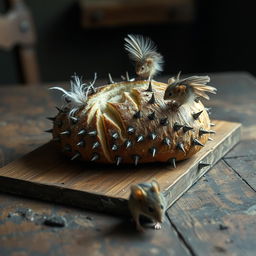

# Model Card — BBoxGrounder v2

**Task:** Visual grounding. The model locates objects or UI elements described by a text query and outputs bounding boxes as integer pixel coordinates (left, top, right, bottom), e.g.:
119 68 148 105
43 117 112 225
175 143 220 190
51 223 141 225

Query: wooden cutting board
0 120 241 215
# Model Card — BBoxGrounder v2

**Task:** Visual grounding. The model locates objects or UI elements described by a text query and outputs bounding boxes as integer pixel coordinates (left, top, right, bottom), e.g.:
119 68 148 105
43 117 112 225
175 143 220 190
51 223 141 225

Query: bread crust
52 80 212 164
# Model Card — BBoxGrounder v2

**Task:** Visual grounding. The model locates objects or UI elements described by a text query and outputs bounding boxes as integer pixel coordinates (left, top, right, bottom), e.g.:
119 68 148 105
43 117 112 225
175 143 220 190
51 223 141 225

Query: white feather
124 34 157 62
49 73 97 116
124 34 164 78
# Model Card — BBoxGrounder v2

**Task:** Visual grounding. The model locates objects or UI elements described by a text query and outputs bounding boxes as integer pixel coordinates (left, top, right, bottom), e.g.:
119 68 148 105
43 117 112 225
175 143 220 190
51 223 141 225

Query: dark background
0 0 255 85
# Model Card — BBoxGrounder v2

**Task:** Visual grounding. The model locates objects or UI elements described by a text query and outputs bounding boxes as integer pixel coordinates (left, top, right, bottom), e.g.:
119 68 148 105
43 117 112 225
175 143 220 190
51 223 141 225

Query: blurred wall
0 0 255 85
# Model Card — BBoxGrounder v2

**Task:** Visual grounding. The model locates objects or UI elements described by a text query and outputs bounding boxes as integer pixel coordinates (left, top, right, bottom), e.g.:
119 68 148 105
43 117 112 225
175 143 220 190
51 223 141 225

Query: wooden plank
0 193 192 256
167 160 256 256
224 140 256 158
0 120 241 215
224 156 256 191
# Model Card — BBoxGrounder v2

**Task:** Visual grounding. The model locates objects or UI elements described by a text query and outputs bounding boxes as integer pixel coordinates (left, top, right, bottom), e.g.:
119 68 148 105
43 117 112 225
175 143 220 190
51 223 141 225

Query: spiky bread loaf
50 79 214 166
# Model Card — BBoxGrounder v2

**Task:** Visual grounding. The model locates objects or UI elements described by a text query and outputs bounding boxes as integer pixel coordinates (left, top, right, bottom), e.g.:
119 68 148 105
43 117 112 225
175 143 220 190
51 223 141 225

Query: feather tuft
49 73 97 116
183 76 217 99
124 34 157 62
124 34 164 78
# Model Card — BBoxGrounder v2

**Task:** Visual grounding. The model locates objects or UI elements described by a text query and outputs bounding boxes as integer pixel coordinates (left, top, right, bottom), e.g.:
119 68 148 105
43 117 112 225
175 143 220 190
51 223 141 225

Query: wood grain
224 156 256 192
0 120 241 215
168 160 256 256
0 193 192 256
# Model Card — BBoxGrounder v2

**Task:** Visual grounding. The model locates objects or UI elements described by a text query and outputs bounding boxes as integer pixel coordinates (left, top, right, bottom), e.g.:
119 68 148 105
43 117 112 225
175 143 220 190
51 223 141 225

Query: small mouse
124 34 164 80
128 180 166 232
163 72 216 106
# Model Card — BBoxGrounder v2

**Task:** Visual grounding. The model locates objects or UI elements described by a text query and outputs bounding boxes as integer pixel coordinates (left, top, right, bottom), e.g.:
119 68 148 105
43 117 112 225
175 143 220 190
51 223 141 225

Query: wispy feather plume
50 73 97 116
179 76 216 100
124 34 164 79
164 73 216 105
124 34 157 62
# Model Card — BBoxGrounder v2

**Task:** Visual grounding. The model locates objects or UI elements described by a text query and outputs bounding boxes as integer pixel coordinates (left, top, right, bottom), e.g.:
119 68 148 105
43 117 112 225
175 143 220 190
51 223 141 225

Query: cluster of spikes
46 85 215 167
47 34 216 168
50 71 136 117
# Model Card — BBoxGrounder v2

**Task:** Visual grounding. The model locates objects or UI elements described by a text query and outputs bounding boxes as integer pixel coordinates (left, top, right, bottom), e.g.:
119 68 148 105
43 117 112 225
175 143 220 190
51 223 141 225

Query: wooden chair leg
19 45 40 85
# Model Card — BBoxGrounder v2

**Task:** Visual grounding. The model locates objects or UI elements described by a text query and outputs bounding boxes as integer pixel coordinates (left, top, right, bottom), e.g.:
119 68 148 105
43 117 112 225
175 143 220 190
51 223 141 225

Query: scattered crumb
214 246 226 253
43 215 67 227
219 224 229 230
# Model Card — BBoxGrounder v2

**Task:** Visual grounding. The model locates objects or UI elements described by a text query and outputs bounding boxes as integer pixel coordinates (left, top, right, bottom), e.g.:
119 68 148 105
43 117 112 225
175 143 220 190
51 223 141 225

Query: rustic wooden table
0 72 256 256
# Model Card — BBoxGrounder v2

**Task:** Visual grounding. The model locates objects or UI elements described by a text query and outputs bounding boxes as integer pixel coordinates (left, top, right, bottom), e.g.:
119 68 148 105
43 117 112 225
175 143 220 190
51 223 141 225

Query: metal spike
208 137 214 141
60 130 71 136
108 73 114 84
167 158 176 168
193 139 204 147
47 117 56 121
160 118 169 126
176 71 181 80
115 156 122 166
163 137 171 146
124 140 132 148
194 97 200 103
176 142 186 153
205 107 212 115
45 129 53 133
183 125 193 133
53 137 60 142
198 162 211 170
77 140 85 147
148 93 155 104
78 129 86 136
71 152 81 161
56 106 64 113
121 75 126 81
148 111 156 120
149 147 157 157
70 116 78 124
145 80 153 92
173 122 183 131
192 110 203 120
92 141 100 149
88 130 97 136
63 145 71 152
112 132 119 140
126 71 130 81
133 155 140 166
91 153 100 162
127 126 135 134
136 135 144 143
111 144 118 151
199 129 216 136
148 132 157 140
133 110 141 119
210 123 215 127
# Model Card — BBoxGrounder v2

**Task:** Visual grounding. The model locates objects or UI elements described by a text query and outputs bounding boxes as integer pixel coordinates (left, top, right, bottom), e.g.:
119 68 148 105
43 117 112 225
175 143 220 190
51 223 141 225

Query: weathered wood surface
0 72 256 256
0 121 241 215
0 192 191 256
168 160 256 256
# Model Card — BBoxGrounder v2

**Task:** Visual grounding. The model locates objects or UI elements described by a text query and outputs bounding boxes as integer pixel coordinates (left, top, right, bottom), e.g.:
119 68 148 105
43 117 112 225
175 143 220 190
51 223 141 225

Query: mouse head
164 78 189 107
135 58 154 78
130 180 165 222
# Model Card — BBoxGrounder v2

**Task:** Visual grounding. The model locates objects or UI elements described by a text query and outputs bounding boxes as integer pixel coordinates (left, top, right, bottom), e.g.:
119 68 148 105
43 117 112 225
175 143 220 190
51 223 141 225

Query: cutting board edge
0 121 242 216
